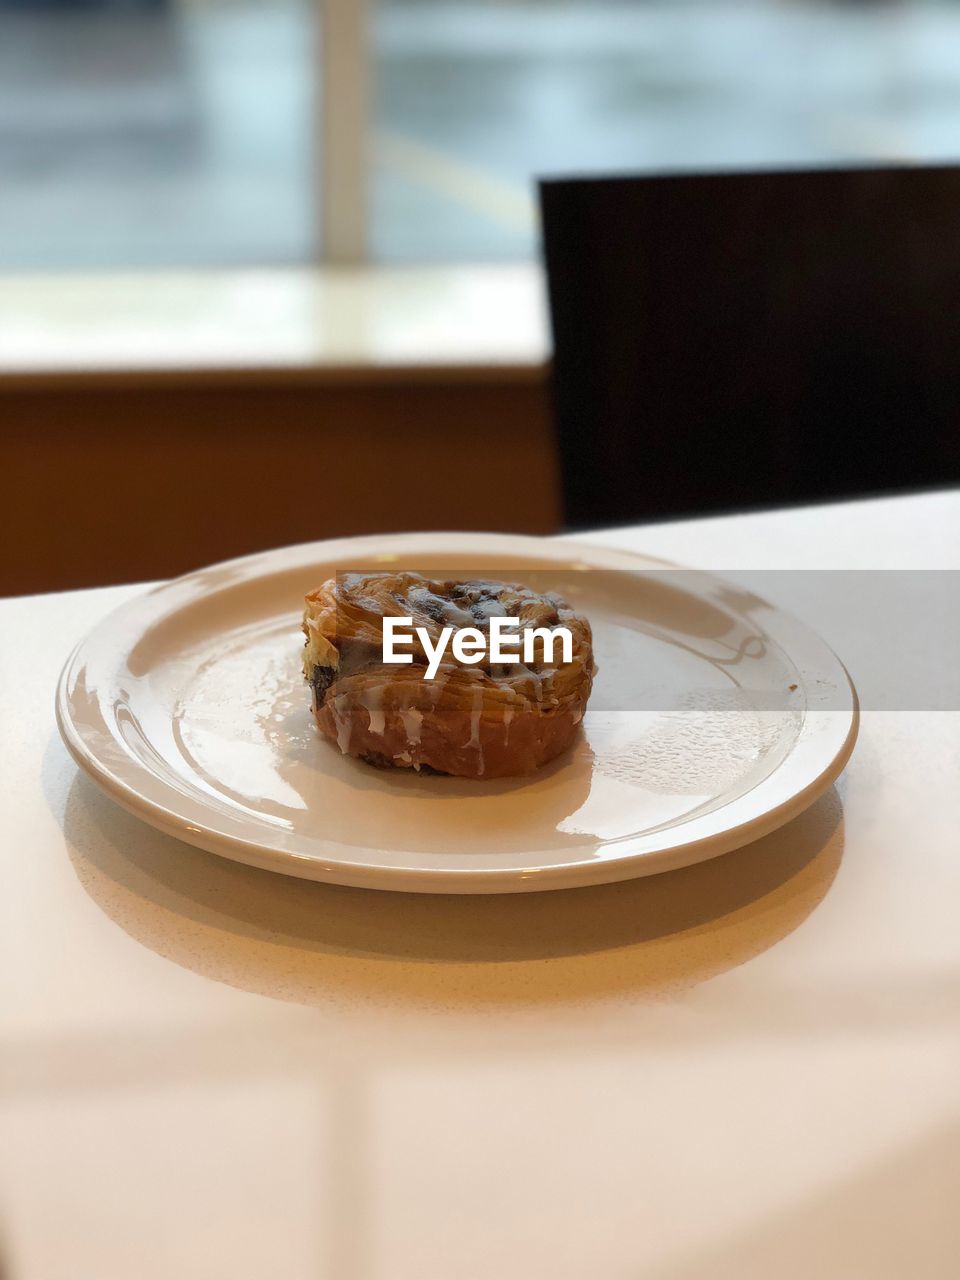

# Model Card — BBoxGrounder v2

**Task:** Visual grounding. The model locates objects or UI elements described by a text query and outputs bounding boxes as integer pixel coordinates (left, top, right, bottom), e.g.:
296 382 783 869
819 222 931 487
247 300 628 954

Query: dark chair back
541 165 960 528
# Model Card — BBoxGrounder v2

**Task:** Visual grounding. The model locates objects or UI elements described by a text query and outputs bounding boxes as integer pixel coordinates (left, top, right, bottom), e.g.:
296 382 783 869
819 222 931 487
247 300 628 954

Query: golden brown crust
302 572 594 779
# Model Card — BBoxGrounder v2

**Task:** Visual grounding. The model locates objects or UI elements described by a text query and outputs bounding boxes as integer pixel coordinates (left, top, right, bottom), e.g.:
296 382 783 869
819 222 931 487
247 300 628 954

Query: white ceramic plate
56 533 858 893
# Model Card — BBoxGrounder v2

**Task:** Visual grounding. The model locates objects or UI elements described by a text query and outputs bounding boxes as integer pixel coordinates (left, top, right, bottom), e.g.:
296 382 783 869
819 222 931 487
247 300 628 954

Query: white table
2 489 958 1280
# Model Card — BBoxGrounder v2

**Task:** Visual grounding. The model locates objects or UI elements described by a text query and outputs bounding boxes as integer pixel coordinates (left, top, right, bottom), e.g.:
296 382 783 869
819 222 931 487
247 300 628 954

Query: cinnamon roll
302 572 594 778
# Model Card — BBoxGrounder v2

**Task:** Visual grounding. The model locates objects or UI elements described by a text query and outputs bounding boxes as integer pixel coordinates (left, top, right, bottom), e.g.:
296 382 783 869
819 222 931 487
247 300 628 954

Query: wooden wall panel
0 376 558 596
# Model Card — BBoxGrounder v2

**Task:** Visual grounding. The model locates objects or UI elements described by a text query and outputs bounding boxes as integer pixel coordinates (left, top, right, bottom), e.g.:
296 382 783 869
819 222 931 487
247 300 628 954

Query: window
0 0 316 269
3 0 959 271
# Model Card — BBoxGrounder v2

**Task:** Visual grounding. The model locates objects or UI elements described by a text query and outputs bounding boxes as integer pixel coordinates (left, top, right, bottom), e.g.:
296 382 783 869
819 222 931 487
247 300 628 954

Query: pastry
302 572 594 778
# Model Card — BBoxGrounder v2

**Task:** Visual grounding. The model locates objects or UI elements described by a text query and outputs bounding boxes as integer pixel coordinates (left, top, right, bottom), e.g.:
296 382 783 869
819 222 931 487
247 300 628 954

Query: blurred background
2 0 960 593
4 0 960 268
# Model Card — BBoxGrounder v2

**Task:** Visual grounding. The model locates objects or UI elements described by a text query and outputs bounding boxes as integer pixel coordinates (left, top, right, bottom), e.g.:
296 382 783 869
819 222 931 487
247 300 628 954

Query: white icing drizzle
407 585 475 629
362 684 385 737
366 706 386 736
502 706 514 743
467 682 485 775
334 695 353 754
400 707 423 746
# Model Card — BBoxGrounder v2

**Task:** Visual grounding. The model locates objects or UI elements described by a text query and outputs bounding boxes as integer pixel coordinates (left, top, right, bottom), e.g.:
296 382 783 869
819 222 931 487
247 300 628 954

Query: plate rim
55 531 859 893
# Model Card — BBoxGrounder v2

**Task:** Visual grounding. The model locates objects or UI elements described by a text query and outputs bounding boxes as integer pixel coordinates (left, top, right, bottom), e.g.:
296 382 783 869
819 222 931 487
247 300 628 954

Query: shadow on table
56 759 844 1011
